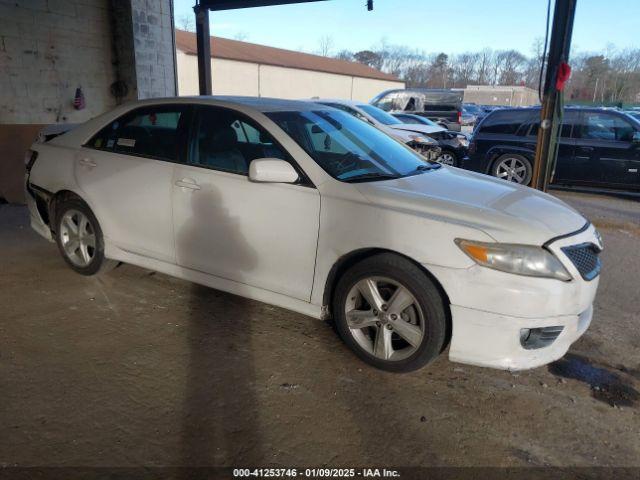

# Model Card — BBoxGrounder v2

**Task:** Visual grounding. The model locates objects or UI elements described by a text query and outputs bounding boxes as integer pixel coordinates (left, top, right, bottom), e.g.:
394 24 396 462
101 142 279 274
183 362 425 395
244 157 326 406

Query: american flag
73 87 85 110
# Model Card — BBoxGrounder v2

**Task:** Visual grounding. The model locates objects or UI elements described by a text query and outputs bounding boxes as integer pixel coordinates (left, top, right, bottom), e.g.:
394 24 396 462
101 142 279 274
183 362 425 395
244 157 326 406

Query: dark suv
463 107 640 191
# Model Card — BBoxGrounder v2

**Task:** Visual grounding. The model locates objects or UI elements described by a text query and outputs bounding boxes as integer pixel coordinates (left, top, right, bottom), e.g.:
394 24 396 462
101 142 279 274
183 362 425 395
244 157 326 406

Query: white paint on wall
176 51 404 102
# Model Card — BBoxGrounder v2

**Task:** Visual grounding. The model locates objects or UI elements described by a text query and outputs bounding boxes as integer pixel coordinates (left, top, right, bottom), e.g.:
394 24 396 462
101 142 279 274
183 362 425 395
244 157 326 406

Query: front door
77 105 190 262
171 106 320 301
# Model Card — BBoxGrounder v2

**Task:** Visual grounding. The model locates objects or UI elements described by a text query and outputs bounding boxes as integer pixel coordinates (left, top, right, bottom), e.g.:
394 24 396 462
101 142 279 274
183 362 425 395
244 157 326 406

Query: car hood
354 167 587 245
390 123 444 135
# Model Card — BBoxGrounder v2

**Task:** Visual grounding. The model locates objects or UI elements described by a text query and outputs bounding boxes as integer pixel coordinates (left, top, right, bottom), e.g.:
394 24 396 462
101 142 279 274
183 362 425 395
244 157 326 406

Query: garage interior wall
0 0 176 203
176 49 405 102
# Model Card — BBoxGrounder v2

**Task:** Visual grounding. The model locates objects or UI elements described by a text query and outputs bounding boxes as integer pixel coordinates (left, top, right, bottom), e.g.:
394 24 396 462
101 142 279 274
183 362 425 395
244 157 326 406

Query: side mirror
633 131 640 143
249 158 299 184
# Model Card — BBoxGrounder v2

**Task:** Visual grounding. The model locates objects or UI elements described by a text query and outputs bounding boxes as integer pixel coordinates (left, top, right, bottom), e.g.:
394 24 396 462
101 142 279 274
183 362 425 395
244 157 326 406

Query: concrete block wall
130 0 176 100
0 0 117 124
0 0 176 203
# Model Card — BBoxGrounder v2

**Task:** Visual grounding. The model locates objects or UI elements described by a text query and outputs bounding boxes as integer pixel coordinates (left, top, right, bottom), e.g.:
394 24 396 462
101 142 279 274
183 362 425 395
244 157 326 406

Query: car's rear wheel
332 253 447 372
54 198 117 276
491 154 532 185
437 150 457 166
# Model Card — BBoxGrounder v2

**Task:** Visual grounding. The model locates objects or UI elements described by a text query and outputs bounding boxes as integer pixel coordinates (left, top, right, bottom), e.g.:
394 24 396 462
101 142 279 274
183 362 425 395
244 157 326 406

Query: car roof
118 96 334 113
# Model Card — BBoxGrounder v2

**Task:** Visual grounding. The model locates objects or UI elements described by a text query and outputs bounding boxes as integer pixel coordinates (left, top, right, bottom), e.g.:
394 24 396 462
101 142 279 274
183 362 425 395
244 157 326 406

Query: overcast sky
174 0 639 57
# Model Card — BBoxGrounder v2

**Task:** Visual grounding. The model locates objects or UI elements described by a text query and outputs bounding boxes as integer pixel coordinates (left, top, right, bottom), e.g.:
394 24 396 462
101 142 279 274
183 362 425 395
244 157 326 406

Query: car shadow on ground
177 187 262 467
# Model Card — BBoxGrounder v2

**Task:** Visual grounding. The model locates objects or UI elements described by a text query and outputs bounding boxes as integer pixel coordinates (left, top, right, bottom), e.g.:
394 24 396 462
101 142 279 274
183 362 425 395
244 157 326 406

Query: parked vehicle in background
314 99 441 161
370 89 463 132
25 96 602 372
392 112 469 166
625 110 640 122
463 107 640 191
462 103 489 127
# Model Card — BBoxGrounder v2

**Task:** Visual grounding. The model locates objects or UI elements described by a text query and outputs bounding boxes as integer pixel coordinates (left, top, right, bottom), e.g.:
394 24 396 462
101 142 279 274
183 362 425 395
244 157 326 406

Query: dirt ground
1 191 639 471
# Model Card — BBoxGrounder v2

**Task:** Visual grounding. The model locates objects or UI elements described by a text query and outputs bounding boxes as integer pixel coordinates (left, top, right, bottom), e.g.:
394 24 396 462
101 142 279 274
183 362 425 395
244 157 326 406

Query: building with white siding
175 30 404 102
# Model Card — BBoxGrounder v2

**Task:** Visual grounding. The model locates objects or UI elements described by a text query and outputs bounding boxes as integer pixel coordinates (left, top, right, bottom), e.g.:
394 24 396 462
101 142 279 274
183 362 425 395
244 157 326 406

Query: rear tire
54 198 117 276
332 253 447 373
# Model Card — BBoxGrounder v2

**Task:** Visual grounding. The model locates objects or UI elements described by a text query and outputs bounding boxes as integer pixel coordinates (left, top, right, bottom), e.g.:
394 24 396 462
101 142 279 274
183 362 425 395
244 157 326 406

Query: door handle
175 178 201 190
629 168 638 173
78 158 97 168
578 146 595 152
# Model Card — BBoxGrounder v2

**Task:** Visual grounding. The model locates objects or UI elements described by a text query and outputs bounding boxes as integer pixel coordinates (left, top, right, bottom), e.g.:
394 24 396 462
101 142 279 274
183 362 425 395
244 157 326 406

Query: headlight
408 134 435 145
455 239 572 281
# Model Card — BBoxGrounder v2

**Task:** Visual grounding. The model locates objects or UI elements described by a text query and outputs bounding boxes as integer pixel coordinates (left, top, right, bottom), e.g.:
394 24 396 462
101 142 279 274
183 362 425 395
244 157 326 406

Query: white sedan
25 97 602 372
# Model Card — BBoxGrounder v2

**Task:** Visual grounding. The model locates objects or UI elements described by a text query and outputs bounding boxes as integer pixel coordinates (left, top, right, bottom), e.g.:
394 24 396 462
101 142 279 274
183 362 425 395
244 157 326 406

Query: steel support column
531 0 577 191
194 4 212 95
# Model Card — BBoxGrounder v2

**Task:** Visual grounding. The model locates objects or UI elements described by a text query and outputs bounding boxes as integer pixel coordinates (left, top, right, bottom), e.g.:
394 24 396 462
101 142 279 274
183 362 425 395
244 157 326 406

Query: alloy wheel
495 157 528 184
59 209 96 267
437 152 455 166
344 276 425 361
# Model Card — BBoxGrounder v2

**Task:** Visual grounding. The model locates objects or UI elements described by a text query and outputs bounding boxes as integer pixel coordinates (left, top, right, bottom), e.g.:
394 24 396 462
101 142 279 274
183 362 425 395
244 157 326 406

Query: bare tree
233 32 249 41
177 14 195 32
317 35 334 57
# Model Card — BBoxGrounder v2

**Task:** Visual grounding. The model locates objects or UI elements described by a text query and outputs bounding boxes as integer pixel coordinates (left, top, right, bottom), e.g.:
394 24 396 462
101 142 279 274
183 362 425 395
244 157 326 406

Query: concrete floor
1 191 639 469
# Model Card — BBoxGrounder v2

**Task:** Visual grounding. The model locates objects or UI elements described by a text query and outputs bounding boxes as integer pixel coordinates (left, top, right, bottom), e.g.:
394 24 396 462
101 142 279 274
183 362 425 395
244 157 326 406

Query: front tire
491 154 532 185
54 198 116 276
332 253 447 372
437 149 457 166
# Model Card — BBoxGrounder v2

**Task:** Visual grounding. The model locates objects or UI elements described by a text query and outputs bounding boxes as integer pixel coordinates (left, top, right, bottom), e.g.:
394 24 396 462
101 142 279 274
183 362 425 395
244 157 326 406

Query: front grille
561 243 601 281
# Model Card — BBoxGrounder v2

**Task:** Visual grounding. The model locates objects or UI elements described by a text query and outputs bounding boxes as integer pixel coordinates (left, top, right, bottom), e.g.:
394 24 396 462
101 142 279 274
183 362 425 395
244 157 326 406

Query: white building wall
176 51 404 101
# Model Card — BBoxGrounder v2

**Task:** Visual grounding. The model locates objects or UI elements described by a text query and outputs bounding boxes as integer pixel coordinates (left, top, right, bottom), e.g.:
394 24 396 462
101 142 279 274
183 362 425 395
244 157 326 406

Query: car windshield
266 109 439 182
412 115 439 127
358 104 400 125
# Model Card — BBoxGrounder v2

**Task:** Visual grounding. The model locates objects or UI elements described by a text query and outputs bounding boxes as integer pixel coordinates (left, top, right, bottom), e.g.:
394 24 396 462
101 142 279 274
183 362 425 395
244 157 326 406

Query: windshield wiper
409 163 442 175
342 172 400 183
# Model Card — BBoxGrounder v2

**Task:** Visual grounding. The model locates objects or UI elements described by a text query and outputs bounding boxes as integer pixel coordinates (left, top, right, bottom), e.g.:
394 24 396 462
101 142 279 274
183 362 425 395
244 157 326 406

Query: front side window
579 112 635 141
87 106 187 161
267 109 439 182
189 107 287 175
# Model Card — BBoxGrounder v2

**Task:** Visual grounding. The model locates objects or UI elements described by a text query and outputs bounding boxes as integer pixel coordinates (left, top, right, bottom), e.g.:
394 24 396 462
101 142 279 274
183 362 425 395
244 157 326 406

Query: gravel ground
1 191 639 471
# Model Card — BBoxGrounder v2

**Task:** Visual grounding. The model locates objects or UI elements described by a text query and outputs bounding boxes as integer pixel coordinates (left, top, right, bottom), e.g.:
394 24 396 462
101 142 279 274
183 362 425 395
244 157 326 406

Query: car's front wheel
54 198 116 276
437 149 457 166
491 154 532 185
332 253 448 372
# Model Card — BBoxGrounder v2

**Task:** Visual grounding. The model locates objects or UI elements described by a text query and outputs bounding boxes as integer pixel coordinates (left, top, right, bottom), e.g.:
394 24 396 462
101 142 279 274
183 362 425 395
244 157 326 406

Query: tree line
332 40 640 105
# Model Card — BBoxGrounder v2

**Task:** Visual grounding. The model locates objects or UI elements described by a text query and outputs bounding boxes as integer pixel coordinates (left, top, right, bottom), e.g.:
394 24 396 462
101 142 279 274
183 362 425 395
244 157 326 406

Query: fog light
520 326 564 350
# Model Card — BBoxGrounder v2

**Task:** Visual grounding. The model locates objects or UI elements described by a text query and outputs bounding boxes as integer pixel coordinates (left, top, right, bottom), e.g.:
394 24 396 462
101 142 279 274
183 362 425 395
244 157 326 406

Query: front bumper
427 223 601 370
448 304 592 370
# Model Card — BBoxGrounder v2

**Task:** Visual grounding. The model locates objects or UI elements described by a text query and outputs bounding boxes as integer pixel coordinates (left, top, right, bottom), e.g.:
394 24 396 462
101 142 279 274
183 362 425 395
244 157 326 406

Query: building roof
175 29 400 82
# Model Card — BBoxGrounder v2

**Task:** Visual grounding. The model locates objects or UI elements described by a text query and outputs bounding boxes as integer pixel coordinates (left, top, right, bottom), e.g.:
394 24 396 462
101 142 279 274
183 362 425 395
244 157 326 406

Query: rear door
574 110 640 188
78 105 190 262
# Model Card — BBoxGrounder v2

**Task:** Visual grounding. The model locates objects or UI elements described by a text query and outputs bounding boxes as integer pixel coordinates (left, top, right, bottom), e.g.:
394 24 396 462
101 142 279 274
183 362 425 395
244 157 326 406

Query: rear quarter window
478 110 531 135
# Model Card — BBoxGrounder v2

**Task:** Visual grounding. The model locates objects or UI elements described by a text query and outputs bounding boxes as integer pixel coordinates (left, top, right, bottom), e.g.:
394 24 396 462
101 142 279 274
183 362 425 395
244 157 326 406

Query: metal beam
198 0 326 11
194 4 212 95
531 0 577 191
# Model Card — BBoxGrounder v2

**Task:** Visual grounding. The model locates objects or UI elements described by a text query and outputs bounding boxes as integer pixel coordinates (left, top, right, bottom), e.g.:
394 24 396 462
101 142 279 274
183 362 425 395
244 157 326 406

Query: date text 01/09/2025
232 468 401 478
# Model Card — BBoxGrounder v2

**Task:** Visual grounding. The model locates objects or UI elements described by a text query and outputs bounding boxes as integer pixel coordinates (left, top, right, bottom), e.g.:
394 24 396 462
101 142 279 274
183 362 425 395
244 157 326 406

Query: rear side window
87 106 188 161
479 110 531 135
577 112 636 141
